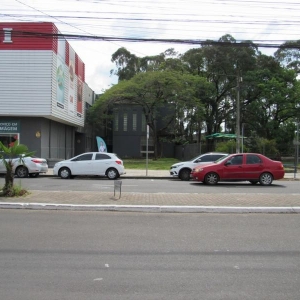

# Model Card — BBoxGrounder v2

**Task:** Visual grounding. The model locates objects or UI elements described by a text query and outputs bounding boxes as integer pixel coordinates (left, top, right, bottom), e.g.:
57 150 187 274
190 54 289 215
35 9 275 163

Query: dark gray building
110 104 174 158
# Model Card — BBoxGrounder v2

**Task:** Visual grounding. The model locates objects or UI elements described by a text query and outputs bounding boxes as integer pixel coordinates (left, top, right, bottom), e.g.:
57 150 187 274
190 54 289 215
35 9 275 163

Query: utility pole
236 70 241 153
296 121 299 177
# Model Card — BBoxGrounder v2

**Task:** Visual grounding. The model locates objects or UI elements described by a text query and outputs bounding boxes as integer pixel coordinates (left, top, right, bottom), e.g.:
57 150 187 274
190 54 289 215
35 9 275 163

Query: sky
2 0 300 94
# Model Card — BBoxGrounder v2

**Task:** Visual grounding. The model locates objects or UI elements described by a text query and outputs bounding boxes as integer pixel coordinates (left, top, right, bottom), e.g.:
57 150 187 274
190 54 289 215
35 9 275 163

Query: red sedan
190 153 285 185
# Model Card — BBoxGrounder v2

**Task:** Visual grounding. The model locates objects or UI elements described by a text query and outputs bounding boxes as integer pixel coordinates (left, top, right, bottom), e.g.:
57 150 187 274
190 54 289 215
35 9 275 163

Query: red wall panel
0 22 56 51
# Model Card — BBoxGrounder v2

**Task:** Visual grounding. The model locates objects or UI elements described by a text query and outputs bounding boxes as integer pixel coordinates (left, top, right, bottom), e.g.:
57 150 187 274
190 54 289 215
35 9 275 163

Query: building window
133 112 137 131
123 112 127 131
123 113 128 131
3 28 12 43
142 114 146 132
114 112 119 131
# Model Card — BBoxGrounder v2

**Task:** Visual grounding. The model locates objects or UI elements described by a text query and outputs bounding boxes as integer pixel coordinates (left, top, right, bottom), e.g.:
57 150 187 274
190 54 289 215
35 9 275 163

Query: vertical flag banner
96 136 107 152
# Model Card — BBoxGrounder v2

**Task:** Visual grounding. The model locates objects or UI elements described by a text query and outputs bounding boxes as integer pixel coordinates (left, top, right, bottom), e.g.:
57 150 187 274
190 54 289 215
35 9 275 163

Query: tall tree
110 47 140 80
103 35 300 156
181 35 258 148
242 54 300 154
111 47 184 80
90 71 212 157
274 40 300 74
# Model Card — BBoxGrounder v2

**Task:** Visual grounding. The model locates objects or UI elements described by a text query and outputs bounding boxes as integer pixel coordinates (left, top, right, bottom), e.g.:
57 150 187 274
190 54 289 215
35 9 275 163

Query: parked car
0 154 48 178
53 152 125 179
190 153 285 185
170 152 228 181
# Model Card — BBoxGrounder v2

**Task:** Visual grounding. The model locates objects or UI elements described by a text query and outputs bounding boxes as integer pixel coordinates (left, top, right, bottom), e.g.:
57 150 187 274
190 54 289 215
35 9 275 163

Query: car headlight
193 167 204 173
171 164 183 169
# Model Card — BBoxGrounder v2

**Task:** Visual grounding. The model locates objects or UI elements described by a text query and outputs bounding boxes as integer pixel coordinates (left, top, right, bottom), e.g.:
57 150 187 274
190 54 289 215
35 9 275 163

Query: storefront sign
0 121 20 133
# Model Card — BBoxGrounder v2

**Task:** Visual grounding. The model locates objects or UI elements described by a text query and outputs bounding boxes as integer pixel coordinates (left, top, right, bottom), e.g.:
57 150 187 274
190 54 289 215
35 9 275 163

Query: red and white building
0 22 96 164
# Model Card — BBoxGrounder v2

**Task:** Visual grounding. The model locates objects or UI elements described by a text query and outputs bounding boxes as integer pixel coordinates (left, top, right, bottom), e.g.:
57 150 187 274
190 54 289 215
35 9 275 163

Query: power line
11 30 300 49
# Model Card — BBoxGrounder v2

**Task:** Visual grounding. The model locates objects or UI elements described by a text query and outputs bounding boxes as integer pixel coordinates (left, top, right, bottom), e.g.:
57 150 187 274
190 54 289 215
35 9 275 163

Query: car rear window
72 153 93 161
246 154 262 164
95 153 112 160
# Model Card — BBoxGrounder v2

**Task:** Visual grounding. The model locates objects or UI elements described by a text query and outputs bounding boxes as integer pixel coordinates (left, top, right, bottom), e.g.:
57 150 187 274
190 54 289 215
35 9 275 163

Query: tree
110 47 184 80
181 35 258 150
90 70 213 158
101 35 300 156
110 47 140 80
274 40 300 74
0 141 34 196
241 54 300 154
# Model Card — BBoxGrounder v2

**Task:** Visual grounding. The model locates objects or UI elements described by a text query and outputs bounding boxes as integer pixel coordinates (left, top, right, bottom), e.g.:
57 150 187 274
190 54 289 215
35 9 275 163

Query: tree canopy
89 34 300 157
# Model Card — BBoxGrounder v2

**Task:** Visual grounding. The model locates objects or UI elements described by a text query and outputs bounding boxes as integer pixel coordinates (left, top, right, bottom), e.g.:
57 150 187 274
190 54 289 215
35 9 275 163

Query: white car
53 152 125 179
170 152 228 181
0 154 48 178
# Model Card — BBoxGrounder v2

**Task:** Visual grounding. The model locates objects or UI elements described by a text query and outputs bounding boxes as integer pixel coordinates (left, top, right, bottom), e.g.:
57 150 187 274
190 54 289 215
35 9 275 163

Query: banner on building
56 37 66 109
68 45 75 116
76 56 84 117
56 56 65 109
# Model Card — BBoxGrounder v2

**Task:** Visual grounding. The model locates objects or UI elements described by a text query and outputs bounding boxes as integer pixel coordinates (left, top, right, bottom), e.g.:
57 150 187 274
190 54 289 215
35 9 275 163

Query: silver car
53 152 125 179
0 154 48 178
170 152 228 181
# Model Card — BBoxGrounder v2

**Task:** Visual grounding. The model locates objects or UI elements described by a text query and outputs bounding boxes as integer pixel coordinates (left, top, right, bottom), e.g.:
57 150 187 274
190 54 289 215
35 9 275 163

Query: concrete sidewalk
0 169 300 213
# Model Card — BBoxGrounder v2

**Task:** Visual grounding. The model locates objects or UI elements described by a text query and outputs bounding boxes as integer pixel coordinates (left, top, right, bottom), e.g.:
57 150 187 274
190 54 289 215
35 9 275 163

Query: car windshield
215 154 230 163
189 154 212 162
188 154 226 163
189 155 202 162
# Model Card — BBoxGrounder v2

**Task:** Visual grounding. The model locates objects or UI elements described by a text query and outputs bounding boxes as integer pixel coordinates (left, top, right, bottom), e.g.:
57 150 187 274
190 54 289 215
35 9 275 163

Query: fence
174 143 204 161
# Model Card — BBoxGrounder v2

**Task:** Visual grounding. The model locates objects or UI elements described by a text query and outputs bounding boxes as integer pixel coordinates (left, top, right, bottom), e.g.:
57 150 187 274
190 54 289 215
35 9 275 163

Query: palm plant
0 141 34 196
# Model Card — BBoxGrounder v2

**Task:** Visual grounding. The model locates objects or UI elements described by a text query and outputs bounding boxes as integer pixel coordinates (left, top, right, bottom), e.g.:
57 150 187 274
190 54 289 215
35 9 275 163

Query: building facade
0 22 95 165
111 104 174 158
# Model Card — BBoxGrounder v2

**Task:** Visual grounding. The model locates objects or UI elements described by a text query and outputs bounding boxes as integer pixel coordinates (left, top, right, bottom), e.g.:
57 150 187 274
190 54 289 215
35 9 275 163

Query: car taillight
115 160 122 165
31 159 43 163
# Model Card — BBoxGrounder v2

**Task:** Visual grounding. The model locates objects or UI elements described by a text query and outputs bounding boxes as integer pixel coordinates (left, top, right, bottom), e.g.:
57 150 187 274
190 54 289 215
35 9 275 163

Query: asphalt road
0 210 299 300
2 176 299 195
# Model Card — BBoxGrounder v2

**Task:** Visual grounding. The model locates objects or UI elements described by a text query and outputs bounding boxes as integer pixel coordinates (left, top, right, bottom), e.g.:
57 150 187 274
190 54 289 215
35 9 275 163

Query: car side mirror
225 161 231 166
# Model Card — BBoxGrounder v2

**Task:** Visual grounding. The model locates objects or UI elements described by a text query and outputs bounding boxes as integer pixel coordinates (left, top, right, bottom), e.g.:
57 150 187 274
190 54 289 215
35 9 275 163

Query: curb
1 202 300 213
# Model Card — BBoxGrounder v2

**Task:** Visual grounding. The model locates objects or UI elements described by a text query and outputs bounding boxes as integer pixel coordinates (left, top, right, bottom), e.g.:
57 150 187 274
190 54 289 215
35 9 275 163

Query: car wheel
29 173 39 178
59 167 71 179
204 172 219 185
15 166 29 178
179 169 191 181
249 181 258 185
259 172 273 185
106 168 119 180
